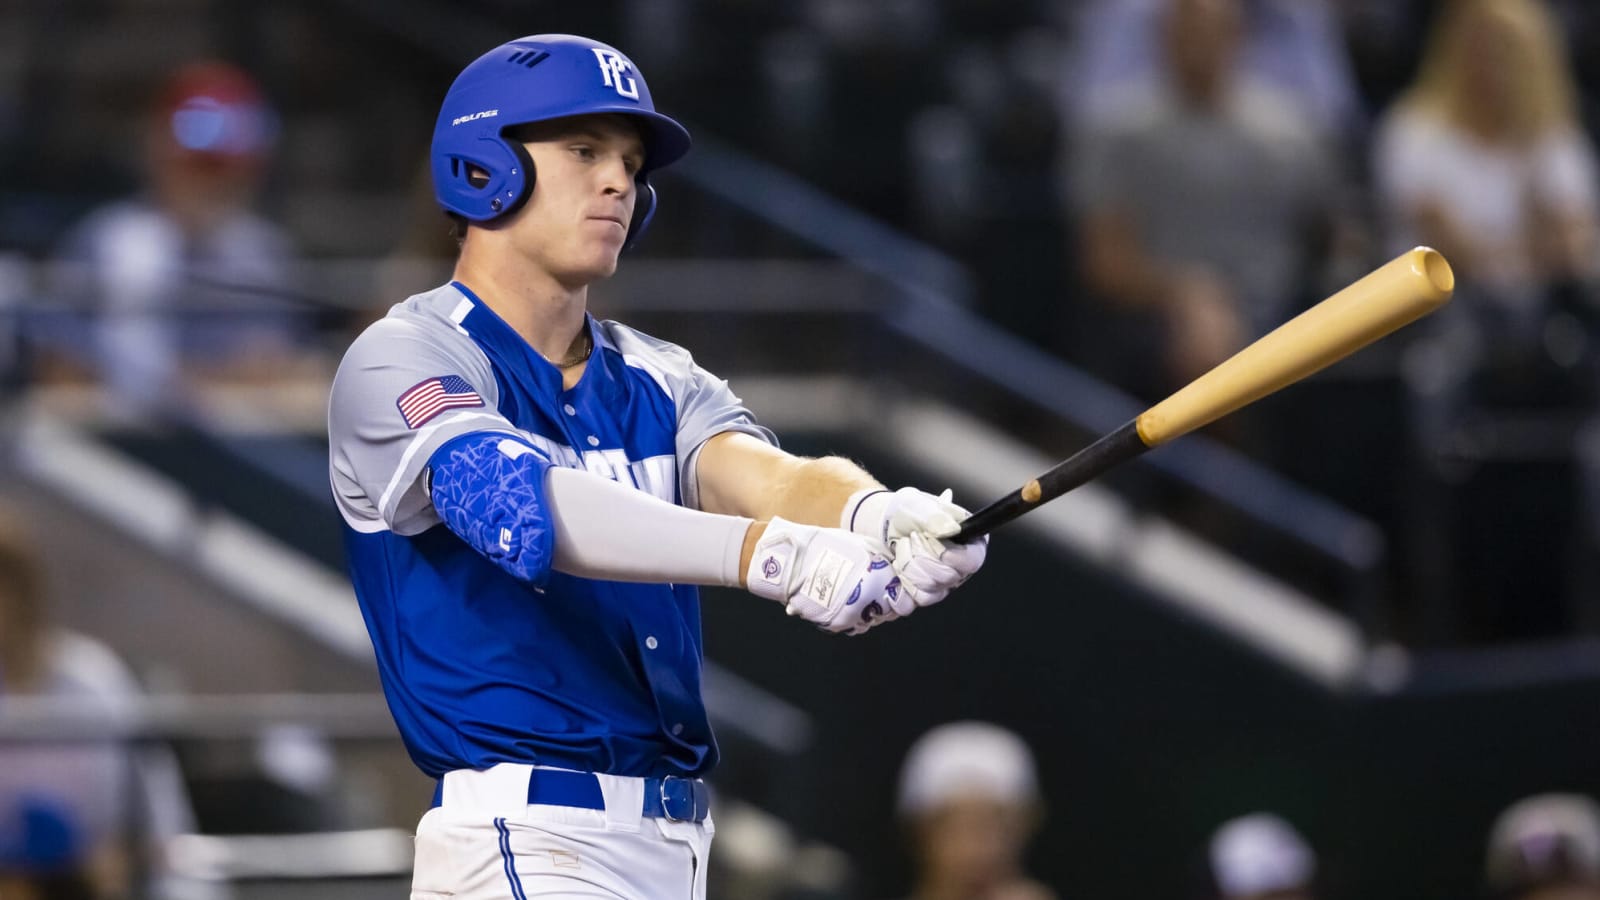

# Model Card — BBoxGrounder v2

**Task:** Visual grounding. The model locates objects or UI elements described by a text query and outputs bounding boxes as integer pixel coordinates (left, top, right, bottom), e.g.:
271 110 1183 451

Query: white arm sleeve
545 465 752 587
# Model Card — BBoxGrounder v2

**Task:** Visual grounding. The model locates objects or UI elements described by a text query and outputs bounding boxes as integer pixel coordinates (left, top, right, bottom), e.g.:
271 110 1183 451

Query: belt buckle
659 776 708 823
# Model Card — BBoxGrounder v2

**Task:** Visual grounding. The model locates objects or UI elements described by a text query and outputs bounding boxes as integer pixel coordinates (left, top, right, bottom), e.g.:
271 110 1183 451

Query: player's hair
444 153 501 246
1401 0 1578 144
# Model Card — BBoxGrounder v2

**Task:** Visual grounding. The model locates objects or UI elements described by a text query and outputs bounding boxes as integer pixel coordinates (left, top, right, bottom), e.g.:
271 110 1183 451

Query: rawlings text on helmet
451 109 499 127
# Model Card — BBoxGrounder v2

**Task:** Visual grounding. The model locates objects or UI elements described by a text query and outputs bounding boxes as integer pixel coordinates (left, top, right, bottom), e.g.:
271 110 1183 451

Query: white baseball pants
410 764 714 899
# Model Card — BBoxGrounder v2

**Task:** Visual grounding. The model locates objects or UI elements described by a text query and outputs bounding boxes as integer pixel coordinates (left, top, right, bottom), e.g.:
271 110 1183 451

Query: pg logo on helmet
591 49 639 100
430 34 692 247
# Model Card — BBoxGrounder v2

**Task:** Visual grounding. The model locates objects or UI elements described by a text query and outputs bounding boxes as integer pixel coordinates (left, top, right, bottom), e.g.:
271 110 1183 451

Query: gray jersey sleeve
604 322 777 511
328 311 516 536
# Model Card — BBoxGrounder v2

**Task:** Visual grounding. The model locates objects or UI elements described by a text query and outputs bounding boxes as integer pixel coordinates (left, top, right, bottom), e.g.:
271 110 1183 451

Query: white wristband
841 487 891 542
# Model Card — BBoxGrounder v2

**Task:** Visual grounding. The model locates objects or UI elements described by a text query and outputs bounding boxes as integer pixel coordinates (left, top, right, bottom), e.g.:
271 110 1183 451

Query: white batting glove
844 487 989 610
745 517 902 635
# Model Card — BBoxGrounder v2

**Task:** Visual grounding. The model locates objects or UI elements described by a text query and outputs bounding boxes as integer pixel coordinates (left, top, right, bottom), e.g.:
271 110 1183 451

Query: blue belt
432 769 711 823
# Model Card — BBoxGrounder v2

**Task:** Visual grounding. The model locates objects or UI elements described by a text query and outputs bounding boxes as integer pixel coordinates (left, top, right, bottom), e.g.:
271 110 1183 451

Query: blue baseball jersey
327 281 774 779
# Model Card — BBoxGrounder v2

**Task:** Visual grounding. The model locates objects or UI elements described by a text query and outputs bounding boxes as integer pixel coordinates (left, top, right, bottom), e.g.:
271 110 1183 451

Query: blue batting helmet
431 34 691 247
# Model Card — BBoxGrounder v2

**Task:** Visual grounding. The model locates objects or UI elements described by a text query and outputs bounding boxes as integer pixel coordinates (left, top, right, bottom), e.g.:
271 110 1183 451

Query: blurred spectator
0 515 216 899
44 60 309 418
1062 0 1363 142
892 721 1055 900
1069 0 1354 399
1377 0 1600 639
1199 812 1317 900
1373 0 1600 350
1485 794 1600 899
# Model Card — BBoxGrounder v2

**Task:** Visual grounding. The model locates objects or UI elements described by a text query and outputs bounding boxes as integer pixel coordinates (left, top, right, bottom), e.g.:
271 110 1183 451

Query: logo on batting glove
761 556 782 583
845 581 863 606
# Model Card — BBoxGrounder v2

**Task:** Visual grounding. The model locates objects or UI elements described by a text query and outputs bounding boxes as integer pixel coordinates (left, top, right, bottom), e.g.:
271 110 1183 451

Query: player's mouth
588 214 626 230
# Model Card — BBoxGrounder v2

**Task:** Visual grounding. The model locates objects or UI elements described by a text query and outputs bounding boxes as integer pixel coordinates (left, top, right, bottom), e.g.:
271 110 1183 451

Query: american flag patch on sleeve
396 375 484 428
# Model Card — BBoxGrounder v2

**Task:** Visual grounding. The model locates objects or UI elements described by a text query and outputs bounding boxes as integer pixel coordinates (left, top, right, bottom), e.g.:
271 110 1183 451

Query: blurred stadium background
4 0 1600 898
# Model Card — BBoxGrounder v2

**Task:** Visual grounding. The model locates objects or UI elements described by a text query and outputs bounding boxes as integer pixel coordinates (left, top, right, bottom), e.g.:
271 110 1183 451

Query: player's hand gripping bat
950 247 1455 543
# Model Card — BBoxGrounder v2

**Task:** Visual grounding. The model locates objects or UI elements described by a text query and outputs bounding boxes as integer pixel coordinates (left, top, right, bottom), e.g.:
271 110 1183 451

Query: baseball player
326 34 988 900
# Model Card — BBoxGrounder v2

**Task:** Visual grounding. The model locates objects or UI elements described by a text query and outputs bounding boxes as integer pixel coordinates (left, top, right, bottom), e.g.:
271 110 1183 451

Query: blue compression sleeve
427 432 556 585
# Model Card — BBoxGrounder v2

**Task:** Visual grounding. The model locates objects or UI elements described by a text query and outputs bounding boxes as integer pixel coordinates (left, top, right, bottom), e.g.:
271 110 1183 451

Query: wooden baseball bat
950 246 1455 542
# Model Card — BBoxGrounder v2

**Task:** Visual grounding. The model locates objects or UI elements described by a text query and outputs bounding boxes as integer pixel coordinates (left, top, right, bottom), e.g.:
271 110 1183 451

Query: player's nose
598 155 634 197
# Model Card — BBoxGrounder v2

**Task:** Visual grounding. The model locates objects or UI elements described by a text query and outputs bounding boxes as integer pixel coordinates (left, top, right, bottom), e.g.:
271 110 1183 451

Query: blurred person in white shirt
1373 0 1600 346
45 60 307 418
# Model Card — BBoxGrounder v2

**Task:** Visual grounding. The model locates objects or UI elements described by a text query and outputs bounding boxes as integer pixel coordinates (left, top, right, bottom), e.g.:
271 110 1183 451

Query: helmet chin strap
625 181 656 250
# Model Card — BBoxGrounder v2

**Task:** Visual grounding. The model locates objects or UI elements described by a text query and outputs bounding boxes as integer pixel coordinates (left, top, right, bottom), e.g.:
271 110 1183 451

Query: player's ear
465 164 491 189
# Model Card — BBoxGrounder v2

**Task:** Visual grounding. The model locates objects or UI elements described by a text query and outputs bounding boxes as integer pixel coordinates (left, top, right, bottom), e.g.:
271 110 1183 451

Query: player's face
508 115 644 286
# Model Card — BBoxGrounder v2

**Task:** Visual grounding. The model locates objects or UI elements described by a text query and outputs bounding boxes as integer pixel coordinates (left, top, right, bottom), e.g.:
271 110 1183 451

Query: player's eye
623 156 642 176
570 145 596 161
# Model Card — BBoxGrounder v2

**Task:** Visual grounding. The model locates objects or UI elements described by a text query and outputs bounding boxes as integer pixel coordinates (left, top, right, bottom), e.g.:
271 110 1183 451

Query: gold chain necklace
551 329 593 369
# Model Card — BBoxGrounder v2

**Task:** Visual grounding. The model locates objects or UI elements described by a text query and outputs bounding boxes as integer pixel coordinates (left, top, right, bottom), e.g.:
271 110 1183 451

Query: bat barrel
951 247 1455 542
1134 247 1454 448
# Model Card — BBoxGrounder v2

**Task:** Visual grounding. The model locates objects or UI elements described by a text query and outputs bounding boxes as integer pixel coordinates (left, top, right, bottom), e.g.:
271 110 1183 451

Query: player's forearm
692 432 880 525
761 455 881 528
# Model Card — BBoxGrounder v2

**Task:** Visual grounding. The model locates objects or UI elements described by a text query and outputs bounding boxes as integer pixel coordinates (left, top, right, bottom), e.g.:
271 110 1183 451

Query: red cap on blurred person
155 61 275 165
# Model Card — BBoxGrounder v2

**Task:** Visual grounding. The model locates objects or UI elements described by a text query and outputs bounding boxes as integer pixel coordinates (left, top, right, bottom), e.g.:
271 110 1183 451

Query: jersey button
672 723 684 736
586 435 600 447
563 404 576 416
645 636 658 650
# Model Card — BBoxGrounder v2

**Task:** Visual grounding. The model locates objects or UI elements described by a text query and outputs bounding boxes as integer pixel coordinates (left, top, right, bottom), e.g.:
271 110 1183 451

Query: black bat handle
949 420 1149 542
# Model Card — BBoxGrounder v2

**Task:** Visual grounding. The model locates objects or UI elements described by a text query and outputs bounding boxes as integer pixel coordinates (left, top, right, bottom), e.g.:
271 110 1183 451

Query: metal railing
0 690 848 898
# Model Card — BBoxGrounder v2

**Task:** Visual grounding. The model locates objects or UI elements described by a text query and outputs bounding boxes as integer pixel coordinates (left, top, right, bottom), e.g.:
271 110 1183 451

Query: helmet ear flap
435 133 536 221
496 139 535 218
